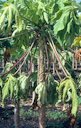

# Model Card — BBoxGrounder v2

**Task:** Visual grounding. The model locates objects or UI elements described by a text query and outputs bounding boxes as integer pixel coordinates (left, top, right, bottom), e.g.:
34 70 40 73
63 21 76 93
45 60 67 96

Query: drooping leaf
35 82 47 105
2 80 9 101
2 74 17 101
18 73 29 90
47 73 59 104
58 76 78 117
8 3 12 27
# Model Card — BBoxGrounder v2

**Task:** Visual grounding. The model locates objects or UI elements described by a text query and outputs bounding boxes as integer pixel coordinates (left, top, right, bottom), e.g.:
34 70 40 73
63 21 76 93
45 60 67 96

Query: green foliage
20 107 67 120
4 62 13 72
59 51 67 66
2 73 32 101
35 82 47 105
29 71 37 83
2 74 17 101
20 108 39 119
58 76 78 117
0 2 24 34
46 110 67 120
0 0 80 120
18 73 29 91
54 8 70 35
0 0 80 50
58 50 73 69
35 74 59 105
47 73 59 104
18 73 30 99
53 0 80 46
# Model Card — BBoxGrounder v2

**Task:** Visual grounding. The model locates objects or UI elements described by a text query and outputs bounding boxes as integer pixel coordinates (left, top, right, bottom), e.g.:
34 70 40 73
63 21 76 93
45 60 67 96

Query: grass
20 107 67 120
20 108 68 128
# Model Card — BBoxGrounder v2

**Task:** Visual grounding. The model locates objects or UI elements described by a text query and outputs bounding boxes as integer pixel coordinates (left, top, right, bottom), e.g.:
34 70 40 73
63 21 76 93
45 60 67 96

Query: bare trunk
39 105 46 128
38 38 46 128
4 48 10 66
14 100 20 128
67 106 76 128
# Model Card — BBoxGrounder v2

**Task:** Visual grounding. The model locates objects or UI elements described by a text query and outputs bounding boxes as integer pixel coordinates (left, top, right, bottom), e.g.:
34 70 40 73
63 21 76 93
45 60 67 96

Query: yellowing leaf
8 4 12 27
0 8 8 27
71 36 81 47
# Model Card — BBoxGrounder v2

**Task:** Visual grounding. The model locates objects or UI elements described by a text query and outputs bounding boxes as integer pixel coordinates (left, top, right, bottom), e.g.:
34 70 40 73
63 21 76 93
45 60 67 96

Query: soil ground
0 105 81 128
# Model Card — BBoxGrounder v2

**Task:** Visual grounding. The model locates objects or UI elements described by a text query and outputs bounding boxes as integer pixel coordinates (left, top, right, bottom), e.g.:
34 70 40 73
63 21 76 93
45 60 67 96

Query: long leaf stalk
49 49 62 80
57 50 73 69
49 41 68 77
13 42 35 75
49 34 70 76
52 43 70 76
1 41 35 77
0 31 28 41
44 43 50 72
1 52 27 77
55 68 62 81
48 35 69 77
0 29 35 41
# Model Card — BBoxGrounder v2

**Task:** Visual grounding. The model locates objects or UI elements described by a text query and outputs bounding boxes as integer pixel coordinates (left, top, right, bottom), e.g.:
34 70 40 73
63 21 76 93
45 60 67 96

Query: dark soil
0 106 81 128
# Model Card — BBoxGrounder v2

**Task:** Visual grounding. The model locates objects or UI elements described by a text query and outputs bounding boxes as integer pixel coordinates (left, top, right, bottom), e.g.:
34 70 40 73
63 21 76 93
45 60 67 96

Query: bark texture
14 100 20 128
38 38 46 128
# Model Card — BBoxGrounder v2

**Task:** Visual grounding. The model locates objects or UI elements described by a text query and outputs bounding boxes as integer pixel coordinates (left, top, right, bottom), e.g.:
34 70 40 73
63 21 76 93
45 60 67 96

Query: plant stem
48 36 69 77
38 38 46 128
14 99 20 128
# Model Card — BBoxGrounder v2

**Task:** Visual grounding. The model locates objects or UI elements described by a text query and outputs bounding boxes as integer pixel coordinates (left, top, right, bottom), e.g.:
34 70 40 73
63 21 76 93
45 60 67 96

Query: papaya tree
0 0 80 128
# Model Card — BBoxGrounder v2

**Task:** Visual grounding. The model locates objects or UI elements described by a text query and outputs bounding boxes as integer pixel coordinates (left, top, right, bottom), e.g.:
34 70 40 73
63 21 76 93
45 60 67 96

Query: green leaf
29 72 37 83
16 16 23 31
47 74 59 104
4 62 13 73
54 10 70 35
2 74 17 101
37 1 45 11
67 19 73 33
2 80 9 101
8 4 12 27
58 76 78 117
18 73 29 91
35 82 47 105
43 12 49 24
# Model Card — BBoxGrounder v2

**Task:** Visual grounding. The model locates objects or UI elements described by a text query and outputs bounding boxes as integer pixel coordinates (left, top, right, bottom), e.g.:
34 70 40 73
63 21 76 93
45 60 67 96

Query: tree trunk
14 100 20 128
39 105 46 128
38 38 46 128
67 105 76 128
4 48 10 66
